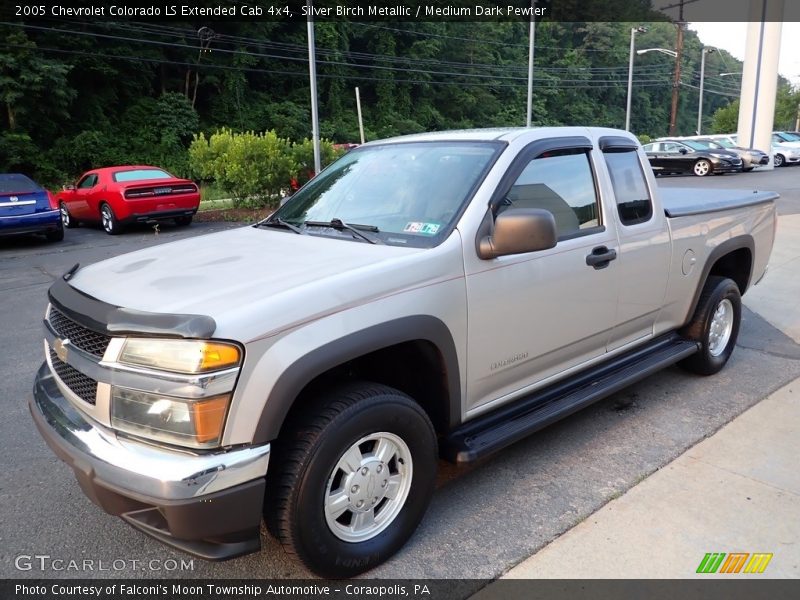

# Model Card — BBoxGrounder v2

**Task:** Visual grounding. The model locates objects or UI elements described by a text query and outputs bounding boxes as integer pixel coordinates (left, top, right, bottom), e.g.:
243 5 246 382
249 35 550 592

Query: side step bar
442 335 699 463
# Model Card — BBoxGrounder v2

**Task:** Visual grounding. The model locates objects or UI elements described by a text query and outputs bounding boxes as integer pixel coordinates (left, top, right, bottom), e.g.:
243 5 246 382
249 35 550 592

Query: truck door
463 138 619 414
599 137 671 350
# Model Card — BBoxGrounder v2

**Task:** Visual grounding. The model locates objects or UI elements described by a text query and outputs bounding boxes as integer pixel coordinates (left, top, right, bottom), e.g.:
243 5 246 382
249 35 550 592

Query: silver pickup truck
30 127 777 577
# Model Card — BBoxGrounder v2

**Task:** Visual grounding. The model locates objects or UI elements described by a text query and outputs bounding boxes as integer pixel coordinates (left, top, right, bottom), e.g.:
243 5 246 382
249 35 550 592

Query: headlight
710 153 729 159
111 387 230 448
119 339 241 374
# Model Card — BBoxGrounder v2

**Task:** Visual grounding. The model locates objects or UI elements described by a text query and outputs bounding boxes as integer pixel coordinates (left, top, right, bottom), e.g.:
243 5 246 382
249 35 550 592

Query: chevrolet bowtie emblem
53 338 69 363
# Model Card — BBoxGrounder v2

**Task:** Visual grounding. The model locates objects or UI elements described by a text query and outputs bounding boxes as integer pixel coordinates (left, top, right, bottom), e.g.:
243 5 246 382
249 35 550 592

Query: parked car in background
771 142 800 167
718 134 800 168
0 174 63 242
771 132 800 155
642 139 742 176
56 166 200 235
773 131 800 145
696 136 769 171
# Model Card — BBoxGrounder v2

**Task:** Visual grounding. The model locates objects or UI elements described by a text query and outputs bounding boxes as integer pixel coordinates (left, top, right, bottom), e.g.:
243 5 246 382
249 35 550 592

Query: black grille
48 307 111 358
49 348 98 405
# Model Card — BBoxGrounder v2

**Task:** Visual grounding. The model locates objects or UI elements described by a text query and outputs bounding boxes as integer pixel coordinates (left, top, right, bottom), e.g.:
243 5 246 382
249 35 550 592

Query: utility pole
306 0 321 174
795 102 800 131
697 47 714 135
355 87 365 144
525 0 537 127
626 27 648 132
669 0 685 136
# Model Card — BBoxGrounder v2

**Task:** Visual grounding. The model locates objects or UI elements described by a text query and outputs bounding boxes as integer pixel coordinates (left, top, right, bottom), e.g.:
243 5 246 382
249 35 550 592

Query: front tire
774 153 785 167
679 276 741 375
100 202 121 235
265 383 437 578
693 159 712 177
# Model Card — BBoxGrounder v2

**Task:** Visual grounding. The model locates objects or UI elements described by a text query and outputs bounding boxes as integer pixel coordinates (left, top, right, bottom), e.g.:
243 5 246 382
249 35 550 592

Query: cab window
604 150 653 226
499 149 601 240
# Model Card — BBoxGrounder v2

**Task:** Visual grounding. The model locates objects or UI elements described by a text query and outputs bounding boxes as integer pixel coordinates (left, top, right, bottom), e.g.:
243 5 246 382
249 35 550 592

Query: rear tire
679 276 741 376
175 216 193 226
60 202 78 228
100 203 121 235
265 382 437 578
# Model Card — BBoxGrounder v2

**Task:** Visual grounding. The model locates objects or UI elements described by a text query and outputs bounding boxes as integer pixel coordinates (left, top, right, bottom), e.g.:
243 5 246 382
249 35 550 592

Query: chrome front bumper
30 363 270 559
31 363 270 500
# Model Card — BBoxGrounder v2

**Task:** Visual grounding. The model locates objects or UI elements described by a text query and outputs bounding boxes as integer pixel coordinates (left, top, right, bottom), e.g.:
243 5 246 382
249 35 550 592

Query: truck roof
363 127 638 145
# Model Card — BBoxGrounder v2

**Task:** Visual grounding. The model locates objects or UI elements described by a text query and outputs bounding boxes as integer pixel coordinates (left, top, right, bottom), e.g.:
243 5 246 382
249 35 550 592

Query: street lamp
636 48 678 58
697 46 716 135
625 26 648 132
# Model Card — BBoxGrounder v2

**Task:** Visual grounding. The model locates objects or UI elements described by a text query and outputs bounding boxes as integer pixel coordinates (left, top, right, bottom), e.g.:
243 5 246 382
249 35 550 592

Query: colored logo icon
697 552 773 574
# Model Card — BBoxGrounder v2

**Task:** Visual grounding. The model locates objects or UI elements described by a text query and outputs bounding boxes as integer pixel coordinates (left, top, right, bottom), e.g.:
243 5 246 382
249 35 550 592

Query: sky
689 22 800 87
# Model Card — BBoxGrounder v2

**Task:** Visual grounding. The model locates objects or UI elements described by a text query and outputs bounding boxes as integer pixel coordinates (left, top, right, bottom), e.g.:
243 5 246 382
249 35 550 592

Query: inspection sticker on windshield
404 222 440 235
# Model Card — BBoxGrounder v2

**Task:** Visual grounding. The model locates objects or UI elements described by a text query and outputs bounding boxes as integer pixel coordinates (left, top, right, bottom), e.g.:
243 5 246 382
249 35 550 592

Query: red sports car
57 166 200 235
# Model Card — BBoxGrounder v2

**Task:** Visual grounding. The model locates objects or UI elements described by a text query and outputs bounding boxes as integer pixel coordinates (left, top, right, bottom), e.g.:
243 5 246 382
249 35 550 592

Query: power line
41 19 676 77
0 42 676 91
4 21 677 84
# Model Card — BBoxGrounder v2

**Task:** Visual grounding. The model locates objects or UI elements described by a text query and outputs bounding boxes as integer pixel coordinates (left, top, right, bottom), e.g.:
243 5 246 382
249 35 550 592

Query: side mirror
478 208 557 259
679 148 688 155
64 184 76 191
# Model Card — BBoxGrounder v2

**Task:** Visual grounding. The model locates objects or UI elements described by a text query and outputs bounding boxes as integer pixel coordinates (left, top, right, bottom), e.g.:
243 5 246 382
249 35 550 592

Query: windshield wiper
256 217 305 235
304 218 383 245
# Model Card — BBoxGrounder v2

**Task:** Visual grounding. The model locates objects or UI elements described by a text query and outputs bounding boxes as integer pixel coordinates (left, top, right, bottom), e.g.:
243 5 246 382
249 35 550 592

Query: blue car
0 174 63 242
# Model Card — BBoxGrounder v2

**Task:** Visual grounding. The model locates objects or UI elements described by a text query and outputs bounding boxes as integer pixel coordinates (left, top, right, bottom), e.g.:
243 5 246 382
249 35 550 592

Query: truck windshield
271 141 501 248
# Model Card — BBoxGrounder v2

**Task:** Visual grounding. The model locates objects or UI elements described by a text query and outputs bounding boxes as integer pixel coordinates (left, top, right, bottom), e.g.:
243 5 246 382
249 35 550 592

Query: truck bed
661 188 779 218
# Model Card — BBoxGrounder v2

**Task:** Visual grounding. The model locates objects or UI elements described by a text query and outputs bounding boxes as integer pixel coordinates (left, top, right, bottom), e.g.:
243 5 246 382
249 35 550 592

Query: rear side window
604 150 653 226
500 149 600 239
0 174 40 193
113 169 172 182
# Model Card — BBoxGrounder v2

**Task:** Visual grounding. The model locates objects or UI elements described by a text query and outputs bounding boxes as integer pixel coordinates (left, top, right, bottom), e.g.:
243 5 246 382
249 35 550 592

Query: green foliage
0 132 64 187
0 30 74 133
4 19 794 189
189 129 295 207
774 85 800 131
711 100 740 134
637 134 652 144
189 130 346 206
290 138 345 187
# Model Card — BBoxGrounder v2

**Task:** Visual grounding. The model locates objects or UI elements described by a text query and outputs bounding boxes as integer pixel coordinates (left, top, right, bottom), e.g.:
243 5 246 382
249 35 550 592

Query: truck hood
67 226 444 340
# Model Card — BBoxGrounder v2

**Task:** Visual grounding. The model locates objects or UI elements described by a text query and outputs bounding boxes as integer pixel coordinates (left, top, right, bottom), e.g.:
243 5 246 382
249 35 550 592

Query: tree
0 30 73 131
711 100 739 134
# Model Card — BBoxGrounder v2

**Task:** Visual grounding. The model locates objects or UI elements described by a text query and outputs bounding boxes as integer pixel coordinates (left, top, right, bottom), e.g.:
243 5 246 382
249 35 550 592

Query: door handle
586 246 617 270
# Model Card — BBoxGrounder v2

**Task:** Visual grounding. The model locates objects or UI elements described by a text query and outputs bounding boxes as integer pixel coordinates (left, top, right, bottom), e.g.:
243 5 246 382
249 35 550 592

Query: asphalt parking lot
1 168 799 583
